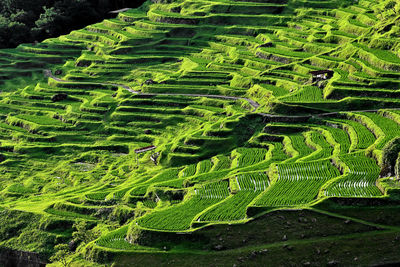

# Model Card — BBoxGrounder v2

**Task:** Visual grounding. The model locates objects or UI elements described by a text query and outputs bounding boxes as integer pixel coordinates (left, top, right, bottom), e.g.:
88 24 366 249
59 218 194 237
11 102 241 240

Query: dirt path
44 70 260 111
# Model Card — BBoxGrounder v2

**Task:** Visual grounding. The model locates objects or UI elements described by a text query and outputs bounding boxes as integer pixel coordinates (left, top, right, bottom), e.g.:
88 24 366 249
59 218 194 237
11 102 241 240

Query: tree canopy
0 0 146 48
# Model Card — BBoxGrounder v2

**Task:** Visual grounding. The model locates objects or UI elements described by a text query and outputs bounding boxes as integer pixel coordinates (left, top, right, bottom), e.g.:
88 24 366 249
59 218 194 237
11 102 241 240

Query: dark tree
0 0 147 48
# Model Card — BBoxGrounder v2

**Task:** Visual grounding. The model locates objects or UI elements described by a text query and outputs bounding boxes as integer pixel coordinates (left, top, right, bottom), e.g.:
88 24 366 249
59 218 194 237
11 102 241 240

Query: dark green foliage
126 224 144 245
0 0 147 48
72 220 99 245
381 137 400 177
49 244 72 267
108 205 135 225
395 152 400 180
0 209 68 257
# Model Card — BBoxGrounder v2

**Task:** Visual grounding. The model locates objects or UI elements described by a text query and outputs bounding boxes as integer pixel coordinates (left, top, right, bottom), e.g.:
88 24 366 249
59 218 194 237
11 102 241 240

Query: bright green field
1 0 400 266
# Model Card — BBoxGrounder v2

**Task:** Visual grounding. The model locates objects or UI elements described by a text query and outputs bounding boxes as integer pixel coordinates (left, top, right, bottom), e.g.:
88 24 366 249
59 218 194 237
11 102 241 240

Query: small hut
309 70 334 83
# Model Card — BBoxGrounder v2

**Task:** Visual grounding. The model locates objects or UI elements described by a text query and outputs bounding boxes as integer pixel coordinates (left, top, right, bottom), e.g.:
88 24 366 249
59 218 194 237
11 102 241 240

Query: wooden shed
309 70 334 82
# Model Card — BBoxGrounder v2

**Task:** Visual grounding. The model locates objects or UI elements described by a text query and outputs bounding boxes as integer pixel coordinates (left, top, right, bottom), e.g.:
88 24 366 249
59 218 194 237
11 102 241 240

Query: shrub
381 137 400 177
395 152 400 180
126 224 144 244
49 244 72 267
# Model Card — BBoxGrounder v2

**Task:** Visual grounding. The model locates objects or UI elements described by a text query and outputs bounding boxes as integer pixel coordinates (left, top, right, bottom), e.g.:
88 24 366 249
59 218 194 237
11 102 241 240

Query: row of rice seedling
6 183 35 194
359 112 400 149
269 1 400 105
253 161 340 206
197 191 258 222
279 86 324 102
86 192 110 201
137 181 229 230
180 164 197 177
324 153 382 197
238 142 290 172
286 134 315 162
236 172 269 191
1 0 398 248
211 155 232 171
196 159 213 175
325 173 382 197
277 161 339 181
197 173 268 221
254 180 330 206
321 124 351 154
114 170 181 202
147 169 180 184
234 147 268 168
380 110 400 125
194 181 230 200
355 43 400 71
142 200 157 209
300 131 333 161
332 118 376 151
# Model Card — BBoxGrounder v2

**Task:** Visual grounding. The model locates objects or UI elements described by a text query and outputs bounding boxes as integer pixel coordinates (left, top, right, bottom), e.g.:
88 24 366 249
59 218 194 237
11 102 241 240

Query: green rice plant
235 147 267 168
179 164 197 177
333 119 376 150
137 181 229 230
1 0 399 250
320 124 351 155
147 169 180 184
252 83 289 98
129 185 149 197
96 226 159 251
184 169 231 185
300 131 333 161
279 86 324 102
254 161 340 206
339 19 369 36
355 43 400 71
156 178 185 188
96 226 133 250
197 172 268 221
198 191 258 222
282 135 298 161
196 159 213 175
324 153 382 197
259 47 314 59
287 134 314 161
86 192 109 201
44 208 96 220
360 112 400 150
238 142 289 172
6 183 35 194
211 155 232 171
142 200 157 209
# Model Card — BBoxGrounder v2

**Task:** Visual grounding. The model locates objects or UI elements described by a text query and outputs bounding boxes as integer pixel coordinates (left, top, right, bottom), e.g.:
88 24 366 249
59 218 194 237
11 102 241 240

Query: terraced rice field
1 0 400 265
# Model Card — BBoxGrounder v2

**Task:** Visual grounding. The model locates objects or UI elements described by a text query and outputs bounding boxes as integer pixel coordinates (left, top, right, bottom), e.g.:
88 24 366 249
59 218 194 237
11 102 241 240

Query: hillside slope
0 0 400 265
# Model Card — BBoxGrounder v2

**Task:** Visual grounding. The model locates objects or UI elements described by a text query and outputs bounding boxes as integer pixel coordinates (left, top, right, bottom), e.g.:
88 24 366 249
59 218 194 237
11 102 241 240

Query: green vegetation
1 0 400 266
